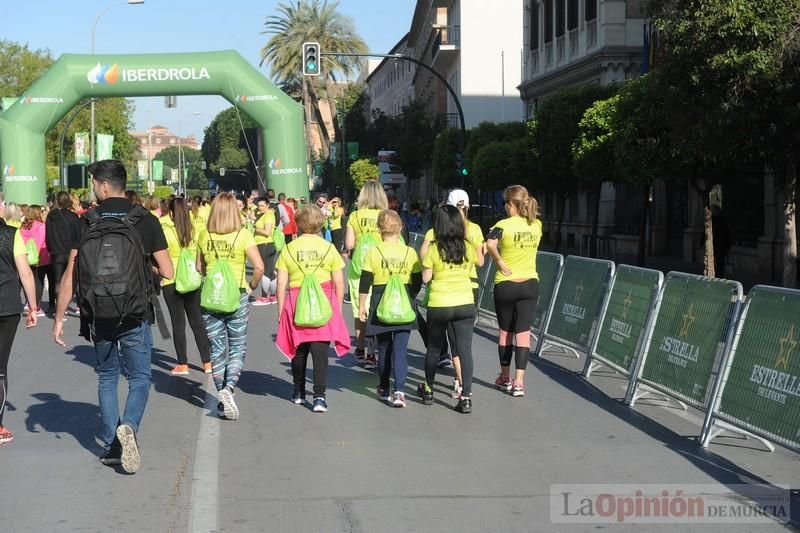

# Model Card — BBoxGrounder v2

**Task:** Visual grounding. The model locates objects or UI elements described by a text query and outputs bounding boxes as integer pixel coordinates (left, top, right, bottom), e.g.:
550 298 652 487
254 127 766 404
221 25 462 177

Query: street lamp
90 0 145 162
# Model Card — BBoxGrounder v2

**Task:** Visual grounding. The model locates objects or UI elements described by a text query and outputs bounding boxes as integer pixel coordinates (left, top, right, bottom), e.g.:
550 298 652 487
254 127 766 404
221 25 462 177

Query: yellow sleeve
13 230 26 257
275 249 288 271
421 245 435 269
240 230 257 250
362 246 377 273
424 228 434 243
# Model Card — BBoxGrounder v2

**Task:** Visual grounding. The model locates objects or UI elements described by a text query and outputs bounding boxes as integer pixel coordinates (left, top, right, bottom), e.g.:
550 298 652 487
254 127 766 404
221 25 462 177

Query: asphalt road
0 298 797 533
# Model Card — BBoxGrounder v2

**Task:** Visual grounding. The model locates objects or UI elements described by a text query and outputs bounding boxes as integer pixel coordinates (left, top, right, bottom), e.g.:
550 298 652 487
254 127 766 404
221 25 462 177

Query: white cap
446 189 469 208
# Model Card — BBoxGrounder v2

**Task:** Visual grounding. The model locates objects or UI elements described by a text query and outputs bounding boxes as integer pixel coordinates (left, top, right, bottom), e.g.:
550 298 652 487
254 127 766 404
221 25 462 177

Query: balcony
556 35 566 63
438 112 460 130
431 25 460 65
530 51 540 77
545 42 553 67
569 28 579 58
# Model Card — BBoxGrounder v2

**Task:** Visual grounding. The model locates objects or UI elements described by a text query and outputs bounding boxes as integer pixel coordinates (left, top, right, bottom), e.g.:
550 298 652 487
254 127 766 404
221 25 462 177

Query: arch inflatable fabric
0 50 308 204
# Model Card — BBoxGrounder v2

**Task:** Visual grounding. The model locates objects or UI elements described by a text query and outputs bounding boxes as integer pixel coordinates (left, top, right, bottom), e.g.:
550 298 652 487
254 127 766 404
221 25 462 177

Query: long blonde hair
206 192 242 234
504 185 538 225
356 180 388 210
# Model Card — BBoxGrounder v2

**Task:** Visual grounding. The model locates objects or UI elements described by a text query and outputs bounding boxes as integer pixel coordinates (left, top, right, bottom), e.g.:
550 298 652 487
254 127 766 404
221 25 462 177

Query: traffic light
455 152 468 177
302 42 321 76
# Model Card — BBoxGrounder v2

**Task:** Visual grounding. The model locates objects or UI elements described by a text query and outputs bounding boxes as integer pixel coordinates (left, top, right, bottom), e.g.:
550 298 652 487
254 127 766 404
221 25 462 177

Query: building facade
130 125 200 160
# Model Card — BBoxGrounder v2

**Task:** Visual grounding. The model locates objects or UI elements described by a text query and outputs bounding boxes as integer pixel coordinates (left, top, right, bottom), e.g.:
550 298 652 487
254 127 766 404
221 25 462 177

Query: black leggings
162 284 211 365
494 279 539 371
330 228 344 253
424 304 475 396
50 255 69 309
292 341 329 397
258 243 277 280
0 314 21 426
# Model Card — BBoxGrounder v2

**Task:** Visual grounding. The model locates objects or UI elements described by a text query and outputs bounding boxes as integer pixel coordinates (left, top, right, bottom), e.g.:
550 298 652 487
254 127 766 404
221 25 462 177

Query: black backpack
77 205 152 324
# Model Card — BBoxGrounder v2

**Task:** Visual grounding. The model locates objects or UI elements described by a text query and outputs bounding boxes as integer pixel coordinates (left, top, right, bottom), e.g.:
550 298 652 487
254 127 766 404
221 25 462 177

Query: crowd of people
0 158 542 475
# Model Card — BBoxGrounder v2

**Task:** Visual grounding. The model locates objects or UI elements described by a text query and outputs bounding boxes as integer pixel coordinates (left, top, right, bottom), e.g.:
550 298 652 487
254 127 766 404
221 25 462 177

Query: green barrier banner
639 273 741 407
74 132 89 164
0 50 307 204
96 133 114 160
546 256 613 350
714 286 800 449
532 252 563 332
593 266 662 373
478 260 499 314
152 160 163 182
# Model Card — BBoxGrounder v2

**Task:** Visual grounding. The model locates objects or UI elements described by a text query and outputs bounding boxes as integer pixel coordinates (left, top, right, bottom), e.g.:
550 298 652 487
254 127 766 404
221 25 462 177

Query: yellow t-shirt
490 216 542 283
13 230 26 256
424 221 484 286
254 210 275 245
328 207 343 231
7 220 21 229
421 241 476 308
362 241 421 286
347 208 382 245
190 210 207 234
276 235 345 288
197 229 257 289
161 217 198 286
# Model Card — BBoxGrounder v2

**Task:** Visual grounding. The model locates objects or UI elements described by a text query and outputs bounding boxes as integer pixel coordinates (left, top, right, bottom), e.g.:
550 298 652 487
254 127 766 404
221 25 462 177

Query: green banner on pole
347 142 359 161
152 160 163 182
639 274 741 407
593 266 663 373
546 257 613 349
96 133 114 160
714 286 800 449
532 252 563 332
74 132 89 164
137 160 148 179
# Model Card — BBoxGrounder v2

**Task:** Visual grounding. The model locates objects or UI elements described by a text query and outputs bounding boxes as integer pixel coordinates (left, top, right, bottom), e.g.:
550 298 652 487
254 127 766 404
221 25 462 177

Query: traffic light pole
322 52 468 185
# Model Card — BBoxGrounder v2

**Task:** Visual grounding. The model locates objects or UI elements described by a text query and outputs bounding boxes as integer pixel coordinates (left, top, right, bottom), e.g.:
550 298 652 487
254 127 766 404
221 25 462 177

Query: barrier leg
629 383 688 411
701 419 775 452
582 357 602 378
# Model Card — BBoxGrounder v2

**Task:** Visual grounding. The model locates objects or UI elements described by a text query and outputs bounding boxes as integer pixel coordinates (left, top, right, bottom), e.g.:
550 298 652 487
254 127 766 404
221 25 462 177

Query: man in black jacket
45 191 79 315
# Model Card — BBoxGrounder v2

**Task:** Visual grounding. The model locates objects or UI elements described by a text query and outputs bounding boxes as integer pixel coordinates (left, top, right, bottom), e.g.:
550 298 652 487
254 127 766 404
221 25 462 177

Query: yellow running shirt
197 229 257 289
254 210 275 245
347 208 382 244
328 206 344 231
489 216 542 283
424 221 484 286
422 241 476 308
161 217 199 286
362 241 421 286
276 235 345 288
13 230 26 256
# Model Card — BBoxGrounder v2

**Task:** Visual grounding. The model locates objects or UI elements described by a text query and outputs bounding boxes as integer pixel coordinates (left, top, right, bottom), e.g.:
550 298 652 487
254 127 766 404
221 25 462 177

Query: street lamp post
90 0 144 162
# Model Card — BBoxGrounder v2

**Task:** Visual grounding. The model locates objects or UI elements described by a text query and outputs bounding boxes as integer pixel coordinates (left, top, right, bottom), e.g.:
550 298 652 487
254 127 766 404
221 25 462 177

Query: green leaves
349 158 379 189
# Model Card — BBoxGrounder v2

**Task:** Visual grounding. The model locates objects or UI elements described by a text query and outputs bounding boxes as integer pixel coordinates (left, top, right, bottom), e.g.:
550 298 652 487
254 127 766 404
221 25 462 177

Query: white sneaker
219 388 239 420
391 391 406 408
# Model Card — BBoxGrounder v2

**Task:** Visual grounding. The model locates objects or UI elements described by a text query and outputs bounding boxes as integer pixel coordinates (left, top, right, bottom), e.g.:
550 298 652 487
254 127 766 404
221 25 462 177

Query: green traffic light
461 168 469 176
306 60 317 71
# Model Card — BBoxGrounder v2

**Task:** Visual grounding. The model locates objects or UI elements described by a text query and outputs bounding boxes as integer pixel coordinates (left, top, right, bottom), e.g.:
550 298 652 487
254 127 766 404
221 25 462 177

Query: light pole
177 111 202 195
90 0 145 162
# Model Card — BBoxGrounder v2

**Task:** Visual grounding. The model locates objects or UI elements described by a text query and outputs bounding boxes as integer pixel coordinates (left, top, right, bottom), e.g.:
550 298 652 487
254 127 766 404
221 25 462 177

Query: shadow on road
24 392 102 455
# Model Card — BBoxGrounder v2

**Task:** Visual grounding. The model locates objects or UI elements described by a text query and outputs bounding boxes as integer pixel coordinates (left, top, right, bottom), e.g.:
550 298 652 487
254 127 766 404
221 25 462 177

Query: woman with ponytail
485 185 542 398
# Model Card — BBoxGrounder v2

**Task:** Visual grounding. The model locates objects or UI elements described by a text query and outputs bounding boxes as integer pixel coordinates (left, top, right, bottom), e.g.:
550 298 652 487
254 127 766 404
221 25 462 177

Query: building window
169 137 176 144
530 2 540 50
556 0 565 37
545 0 553 43
155 138 161 144
567 0 578 30
585 0 597 21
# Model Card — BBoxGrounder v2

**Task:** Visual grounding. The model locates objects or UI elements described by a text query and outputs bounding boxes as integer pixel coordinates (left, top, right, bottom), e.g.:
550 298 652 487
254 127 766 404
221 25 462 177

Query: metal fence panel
634 272 742 409
588 265 663 375
545 256 614 352
703 286 800 451
532 252 564 333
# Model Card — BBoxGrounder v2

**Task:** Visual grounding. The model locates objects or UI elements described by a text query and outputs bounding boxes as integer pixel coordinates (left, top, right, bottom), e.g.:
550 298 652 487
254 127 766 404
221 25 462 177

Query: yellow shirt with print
328 207 343 231
13 230 26 256
197 229 257 289
362 241 421 286
160 217 199 286
254 210 275 245
424 221 484 286
346 208 382 245
276 235 345 289
491 216 542 283
422 242 476 308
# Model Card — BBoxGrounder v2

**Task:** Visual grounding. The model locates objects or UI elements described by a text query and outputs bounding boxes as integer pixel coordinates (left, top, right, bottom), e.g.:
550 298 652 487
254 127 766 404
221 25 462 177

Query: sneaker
219 388 239 420
170 364 190 376
0 426 14 445
455 397 472 414
291 388 305 405
354 348 366 361
495 375 513 392
66 304 80 317
437 357 452 369
35 308 46 318
364 354 378 369
251 297 270 307
451 378 463 399
511 379 525 397
391 391 406 408
203 362 212 374
343 295 352 305
115 424 140 474
312 397 328 412
22 304 30 315
377 386 391 402
99 446 121 466
266 295 277 305
417 383 433 405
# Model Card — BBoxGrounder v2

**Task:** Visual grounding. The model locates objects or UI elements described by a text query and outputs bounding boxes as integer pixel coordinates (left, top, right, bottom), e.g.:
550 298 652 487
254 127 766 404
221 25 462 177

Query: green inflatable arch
0 50 308 204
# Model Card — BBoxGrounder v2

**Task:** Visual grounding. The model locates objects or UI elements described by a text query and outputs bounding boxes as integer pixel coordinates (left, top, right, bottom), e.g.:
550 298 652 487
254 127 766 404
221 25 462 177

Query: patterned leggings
204 292 249 392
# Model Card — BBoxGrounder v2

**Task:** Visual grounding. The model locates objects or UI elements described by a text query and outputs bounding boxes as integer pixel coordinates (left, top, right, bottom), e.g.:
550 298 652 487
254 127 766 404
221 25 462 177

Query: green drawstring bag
291 245 332 327
376 247 415 325
200 231 242 313
272 227 286 252
25 239 39 266
421 282 431 307
175 248 202 294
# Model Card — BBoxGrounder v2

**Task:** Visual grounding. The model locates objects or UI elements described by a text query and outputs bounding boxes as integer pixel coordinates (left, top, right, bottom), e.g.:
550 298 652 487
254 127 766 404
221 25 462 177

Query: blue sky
1 0 416 141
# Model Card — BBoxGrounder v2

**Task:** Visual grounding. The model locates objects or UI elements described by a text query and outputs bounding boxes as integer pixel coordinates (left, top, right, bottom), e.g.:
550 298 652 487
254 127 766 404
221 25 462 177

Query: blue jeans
94 322 153 447
377 330 410 392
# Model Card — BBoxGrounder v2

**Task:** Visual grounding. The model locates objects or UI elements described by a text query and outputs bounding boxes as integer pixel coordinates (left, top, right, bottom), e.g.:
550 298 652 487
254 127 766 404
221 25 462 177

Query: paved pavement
0 298 798 532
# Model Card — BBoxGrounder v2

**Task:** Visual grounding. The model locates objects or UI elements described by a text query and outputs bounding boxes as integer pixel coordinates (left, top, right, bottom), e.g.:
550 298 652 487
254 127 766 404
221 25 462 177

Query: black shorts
493 279 539 333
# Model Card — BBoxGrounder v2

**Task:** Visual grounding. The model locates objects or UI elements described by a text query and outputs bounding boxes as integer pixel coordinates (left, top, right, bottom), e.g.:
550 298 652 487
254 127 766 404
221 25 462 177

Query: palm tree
260 0 368 161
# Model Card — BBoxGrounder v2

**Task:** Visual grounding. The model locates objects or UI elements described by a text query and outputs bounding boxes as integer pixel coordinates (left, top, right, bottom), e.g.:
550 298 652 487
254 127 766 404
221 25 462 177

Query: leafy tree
349 158 378 189
431 128 462 188
473 138 532 191
201 108 258 191
260 0 368 158
154 145 204 190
